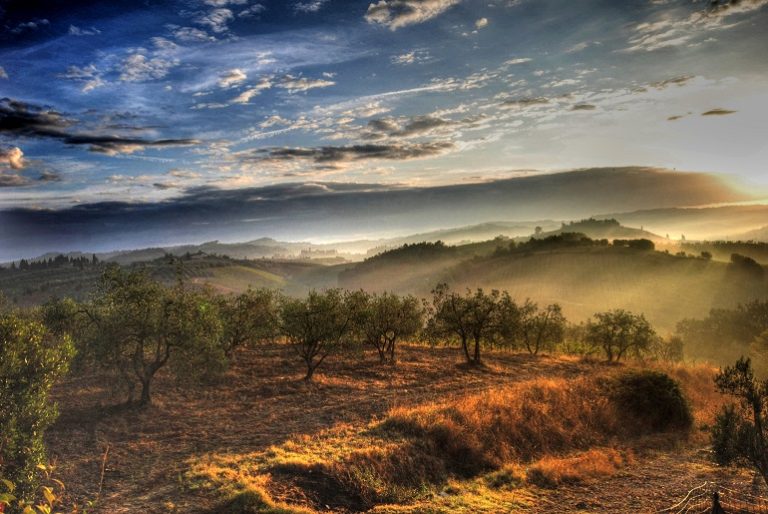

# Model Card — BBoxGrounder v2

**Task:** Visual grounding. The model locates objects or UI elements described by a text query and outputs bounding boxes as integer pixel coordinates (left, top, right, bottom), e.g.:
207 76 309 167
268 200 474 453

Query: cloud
171 26 217 42
59 64 106 92
0 67 7 80
499 97 550 109
243 141 454 165
119 53 179 82
475 17 489 29
571 103 596 111
504 57 532 65
68 25 101 36
1 147 24 170
626 0 768 52
363 115 459 139
365 0 461 30
293 0 330 12
218 68 247 87
0 98 199 155
195 8 234 33
278 75 335 93
232 78 273 104
238 4 267 17
702 108 737 116
204 0 248 5
10 19 49 34
650 75 694 89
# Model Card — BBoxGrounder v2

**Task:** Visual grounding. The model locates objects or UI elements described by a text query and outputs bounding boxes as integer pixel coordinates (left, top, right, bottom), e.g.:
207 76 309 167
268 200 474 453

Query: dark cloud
650 76 694 90
243 142 454 164
571 103 596 111
702 108 737 116
499 97 550 109
0 98 199 154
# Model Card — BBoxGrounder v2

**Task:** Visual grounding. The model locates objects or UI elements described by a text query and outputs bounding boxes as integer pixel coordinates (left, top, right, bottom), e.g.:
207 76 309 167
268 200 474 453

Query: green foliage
712 357 768 485
730 253 765 278
516 301 566 355
612 238 655 251
279 289 356 380
677 301 768 365
84 266 225 405
426 284 503 365
607 370 692 433
349 291 423 364
0 314 74 502
218 288 280 357
586 309 657 362
652 335 685 363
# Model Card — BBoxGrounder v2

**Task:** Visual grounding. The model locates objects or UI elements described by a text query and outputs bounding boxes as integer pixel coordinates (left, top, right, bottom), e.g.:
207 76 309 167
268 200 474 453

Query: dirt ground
45 344 765 513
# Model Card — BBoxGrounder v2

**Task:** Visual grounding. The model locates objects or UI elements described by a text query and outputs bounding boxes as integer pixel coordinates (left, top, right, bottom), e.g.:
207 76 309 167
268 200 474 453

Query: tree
0 313 75 501
426 284 501 365
712 357 768 486
218 288 279 358
279 289 355 380
351 291 423 364
677 301 768 365
85 267 224 406
517 301 566 355
586 309 657 362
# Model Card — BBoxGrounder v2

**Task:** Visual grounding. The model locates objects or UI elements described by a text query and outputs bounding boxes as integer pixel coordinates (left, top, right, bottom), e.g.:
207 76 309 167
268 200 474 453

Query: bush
0 314 75 502
607 370 693 433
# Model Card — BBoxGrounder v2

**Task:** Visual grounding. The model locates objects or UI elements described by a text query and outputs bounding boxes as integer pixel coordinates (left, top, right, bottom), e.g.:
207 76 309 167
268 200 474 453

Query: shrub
0 314 75 502
711 357 768 485
606 370 693 433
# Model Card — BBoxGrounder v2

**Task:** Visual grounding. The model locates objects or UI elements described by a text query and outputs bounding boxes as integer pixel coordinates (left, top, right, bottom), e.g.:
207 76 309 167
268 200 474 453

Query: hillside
44 343 757 514
0 167 754 262
598 204 768 241
338 237 767 331
536 218 664 242
0 254 325 306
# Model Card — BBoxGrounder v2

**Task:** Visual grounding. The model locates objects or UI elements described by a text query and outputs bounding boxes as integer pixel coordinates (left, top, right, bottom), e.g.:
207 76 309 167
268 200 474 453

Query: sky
0 0 767 256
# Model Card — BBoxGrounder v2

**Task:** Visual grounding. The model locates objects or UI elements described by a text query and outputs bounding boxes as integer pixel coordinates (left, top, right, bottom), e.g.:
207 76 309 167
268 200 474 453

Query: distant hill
597 204 768 241
535 218 664 242
729 225 768 242
0 167 754 261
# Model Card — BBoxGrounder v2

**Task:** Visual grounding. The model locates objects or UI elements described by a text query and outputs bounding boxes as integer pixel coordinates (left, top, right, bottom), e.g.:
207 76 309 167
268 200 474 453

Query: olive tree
279 289 355 380
0 313 75 501
426 284 501 365
586 309 657 362
518 301 566 355
712 357 768 486
218 288 280 357
85 267 224 406
352 291 423 364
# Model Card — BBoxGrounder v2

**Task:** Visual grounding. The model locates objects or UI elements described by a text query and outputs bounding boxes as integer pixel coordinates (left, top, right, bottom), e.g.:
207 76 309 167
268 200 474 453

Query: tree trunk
461 336 471 363
304 365 315 381
139 378 152 406
473 337 481 364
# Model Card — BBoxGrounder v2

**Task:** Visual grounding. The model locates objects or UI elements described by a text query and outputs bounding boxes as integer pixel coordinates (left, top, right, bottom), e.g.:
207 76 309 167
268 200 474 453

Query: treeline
0 254 100 273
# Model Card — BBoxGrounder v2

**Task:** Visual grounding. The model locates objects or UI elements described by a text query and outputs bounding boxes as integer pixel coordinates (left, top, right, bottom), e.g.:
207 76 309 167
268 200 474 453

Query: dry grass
44 344 731 513
526 449 633 488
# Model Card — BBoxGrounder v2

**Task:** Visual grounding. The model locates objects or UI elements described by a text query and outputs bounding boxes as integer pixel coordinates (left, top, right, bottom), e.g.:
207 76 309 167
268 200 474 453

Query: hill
598 204 768 241
535 218 664 242
0 167 753 261
339 236 767 331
